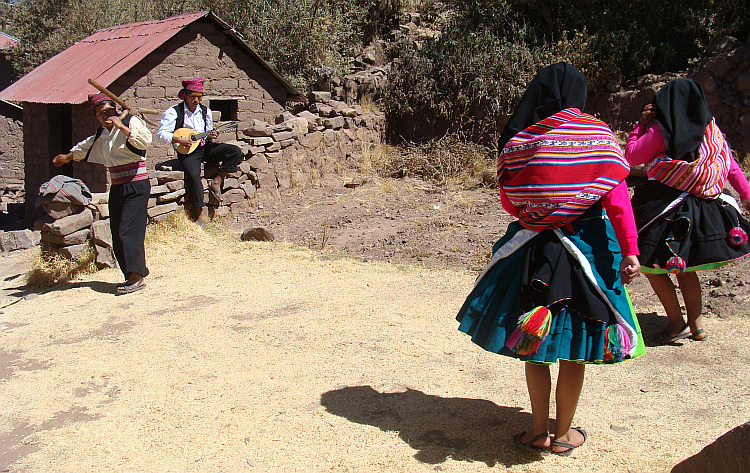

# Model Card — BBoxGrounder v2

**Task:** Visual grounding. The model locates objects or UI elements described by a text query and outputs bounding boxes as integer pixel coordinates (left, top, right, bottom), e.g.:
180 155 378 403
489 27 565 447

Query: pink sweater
500 182 639 256
625 124 750 200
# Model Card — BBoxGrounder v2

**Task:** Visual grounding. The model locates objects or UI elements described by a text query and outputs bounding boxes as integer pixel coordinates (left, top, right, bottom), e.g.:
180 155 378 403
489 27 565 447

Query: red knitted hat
88 93 113 111
178 77 206 99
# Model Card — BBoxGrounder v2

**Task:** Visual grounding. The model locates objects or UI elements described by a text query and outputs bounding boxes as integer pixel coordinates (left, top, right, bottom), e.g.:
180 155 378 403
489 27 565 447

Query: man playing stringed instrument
157 77 241 226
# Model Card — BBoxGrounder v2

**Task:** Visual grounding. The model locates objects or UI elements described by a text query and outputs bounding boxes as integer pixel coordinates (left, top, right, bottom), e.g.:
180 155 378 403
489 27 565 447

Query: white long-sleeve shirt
70 115 151 167
156 103 214 144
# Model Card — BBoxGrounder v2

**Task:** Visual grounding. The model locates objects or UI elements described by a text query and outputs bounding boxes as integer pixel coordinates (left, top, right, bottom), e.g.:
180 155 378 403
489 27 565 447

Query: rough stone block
323 117 346 129
46 208 94 236
151 170 185 183
280 139 295 149
95 244 117 269
0 229 39 252
272 131 296 142
222 189 245 204
308 91 332 103
241 182 257 198
246 154 270 170
230 200 252 214
41 228 90 246
147 202 178 217
224 140 250 156
269 122 294 133
299 131 323 149
166 180 185 192
157 189 186 203
296 110 318 124
91 220 113 248
59 243 89 260
150 184 170 195
275 111 295 124
241 227 275 241
266 142 281 152
243 125 273 137
248 137 274 146
222 178 240 190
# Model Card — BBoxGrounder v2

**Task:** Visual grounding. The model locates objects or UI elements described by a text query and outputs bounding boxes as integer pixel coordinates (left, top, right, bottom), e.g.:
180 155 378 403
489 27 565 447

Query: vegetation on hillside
4 0 749 147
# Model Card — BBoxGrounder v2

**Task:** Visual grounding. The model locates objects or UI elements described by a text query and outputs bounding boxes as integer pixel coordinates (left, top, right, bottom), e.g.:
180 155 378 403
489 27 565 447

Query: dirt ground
1 177 749 472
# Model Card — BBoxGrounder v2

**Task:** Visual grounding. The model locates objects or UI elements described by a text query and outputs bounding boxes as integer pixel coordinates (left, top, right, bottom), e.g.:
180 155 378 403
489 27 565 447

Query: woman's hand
639 104 656 127
620 254 640 284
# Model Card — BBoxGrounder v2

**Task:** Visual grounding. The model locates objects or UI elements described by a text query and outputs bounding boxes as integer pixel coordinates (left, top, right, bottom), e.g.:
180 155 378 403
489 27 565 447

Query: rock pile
32 196 116 267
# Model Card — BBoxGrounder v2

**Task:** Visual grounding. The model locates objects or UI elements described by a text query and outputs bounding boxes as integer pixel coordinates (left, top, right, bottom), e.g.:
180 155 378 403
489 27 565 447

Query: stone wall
110 20 290 169
0 100 23 216
152 96 385 216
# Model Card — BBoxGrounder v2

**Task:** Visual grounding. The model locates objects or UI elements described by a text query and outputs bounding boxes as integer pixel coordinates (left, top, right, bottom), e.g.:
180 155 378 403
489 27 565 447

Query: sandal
513 431 550 455
116 278 146 295
550 427 587 456
655 324 691 344
208 185 223 204
689 328 709 341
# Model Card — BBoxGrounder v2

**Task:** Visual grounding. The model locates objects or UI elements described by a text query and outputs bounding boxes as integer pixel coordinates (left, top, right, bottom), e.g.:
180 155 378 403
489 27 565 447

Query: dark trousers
179 142 242 207
109 179 150 280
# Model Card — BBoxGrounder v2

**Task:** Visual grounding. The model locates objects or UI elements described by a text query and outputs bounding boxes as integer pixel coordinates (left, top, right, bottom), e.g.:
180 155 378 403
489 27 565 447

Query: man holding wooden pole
52 93 152 295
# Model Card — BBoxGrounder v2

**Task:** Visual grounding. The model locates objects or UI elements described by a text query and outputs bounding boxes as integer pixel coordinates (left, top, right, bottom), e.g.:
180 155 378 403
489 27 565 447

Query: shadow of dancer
320 385 541 467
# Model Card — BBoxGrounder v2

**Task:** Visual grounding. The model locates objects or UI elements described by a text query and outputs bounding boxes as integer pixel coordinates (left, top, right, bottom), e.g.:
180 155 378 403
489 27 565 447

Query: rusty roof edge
205 11 305 102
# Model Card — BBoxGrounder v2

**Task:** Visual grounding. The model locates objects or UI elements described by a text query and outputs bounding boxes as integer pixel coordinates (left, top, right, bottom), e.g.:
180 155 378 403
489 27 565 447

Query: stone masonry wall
110 20 289 169
0 101 23 212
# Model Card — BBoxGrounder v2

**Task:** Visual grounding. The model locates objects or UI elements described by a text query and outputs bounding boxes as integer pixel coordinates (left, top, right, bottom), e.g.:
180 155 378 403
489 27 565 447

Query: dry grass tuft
26 245 97 287
359 95 379 114
362 134 495 186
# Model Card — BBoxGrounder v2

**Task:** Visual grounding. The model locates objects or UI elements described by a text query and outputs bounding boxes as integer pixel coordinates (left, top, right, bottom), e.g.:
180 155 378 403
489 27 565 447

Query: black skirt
631 180 750 272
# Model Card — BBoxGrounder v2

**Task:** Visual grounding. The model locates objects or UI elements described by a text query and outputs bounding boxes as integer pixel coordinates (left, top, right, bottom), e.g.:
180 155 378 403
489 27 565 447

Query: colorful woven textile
88 93 112 111
645 119 731 199
498 108 630 231
178 77 205 99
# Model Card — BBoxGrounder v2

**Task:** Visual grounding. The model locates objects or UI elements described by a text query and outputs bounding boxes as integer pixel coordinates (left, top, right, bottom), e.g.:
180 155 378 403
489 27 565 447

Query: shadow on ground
320 385 540 467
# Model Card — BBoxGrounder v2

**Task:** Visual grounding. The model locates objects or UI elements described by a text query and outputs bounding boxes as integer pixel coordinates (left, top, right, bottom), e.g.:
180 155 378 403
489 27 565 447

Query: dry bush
365 134 495 185
26 245 97 287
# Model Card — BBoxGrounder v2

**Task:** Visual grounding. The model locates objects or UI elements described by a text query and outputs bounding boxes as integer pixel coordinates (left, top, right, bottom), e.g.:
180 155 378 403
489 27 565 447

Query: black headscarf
653 78 712 161
498 62 587 151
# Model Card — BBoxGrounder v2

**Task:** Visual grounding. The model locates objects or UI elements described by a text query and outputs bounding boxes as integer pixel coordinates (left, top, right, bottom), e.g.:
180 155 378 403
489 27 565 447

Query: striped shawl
498 108 630 231
645 118 731 199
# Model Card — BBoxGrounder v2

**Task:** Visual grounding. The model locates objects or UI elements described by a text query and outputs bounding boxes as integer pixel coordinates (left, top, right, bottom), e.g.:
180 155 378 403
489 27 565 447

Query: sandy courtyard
1 218 749 472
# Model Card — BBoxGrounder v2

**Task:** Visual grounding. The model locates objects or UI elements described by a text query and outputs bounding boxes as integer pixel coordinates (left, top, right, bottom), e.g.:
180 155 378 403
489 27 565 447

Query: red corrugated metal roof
0 32 21 50
0 11 302 103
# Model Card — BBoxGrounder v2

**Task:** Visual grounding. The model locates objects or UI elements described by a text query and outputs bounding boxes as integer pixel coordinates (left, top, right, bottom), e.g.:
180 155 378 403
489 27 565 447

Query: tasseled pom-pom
506 306 552 355
728 227 748 247
603 324 631 362
666 255 686 274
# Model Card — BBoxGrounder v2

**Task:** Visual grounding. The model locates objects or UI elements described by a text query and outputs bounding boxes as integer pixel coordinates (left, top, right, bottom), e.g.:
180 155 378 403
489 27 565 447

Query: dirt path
1 184 749 472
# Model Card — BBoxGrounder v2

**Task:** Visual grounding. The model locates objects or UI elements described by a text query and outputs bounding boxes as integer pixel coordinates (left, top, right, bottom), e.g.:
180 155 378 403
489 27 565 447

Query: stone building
0 11 304 218
0 32 23 221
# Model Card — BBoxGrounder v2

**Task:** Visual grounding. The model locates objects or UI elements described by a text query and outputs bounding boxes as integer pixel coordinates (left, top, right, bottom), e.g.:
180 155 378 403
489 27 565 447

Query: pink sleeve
624 124 665 166
602 182 639 256
727 158 750 200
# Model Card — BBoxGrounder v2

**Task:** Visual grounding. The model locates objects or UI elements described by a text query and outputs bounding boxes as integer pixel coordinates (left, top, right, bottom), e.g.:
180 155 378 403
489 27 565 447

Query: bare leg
521 362 552 447
552 360 586 453
125 272 143 286
195 206 207 224
211 172 228 202
676 271 705 339
645 273 686 335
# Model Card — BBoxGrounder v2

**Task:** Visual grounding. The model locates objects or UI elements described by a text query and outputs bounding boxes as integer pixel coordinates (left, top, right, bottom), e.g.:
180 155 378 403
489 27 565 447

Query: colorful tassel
603 324 631 362
506 306 552 355
728 227 748 247
666 255 686 274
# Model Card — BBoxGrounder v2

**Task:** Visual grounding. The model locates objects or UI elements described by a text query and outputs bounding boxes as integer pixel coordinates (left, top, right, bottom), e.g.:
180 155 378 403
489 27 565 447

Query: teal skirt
456 216 645 364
